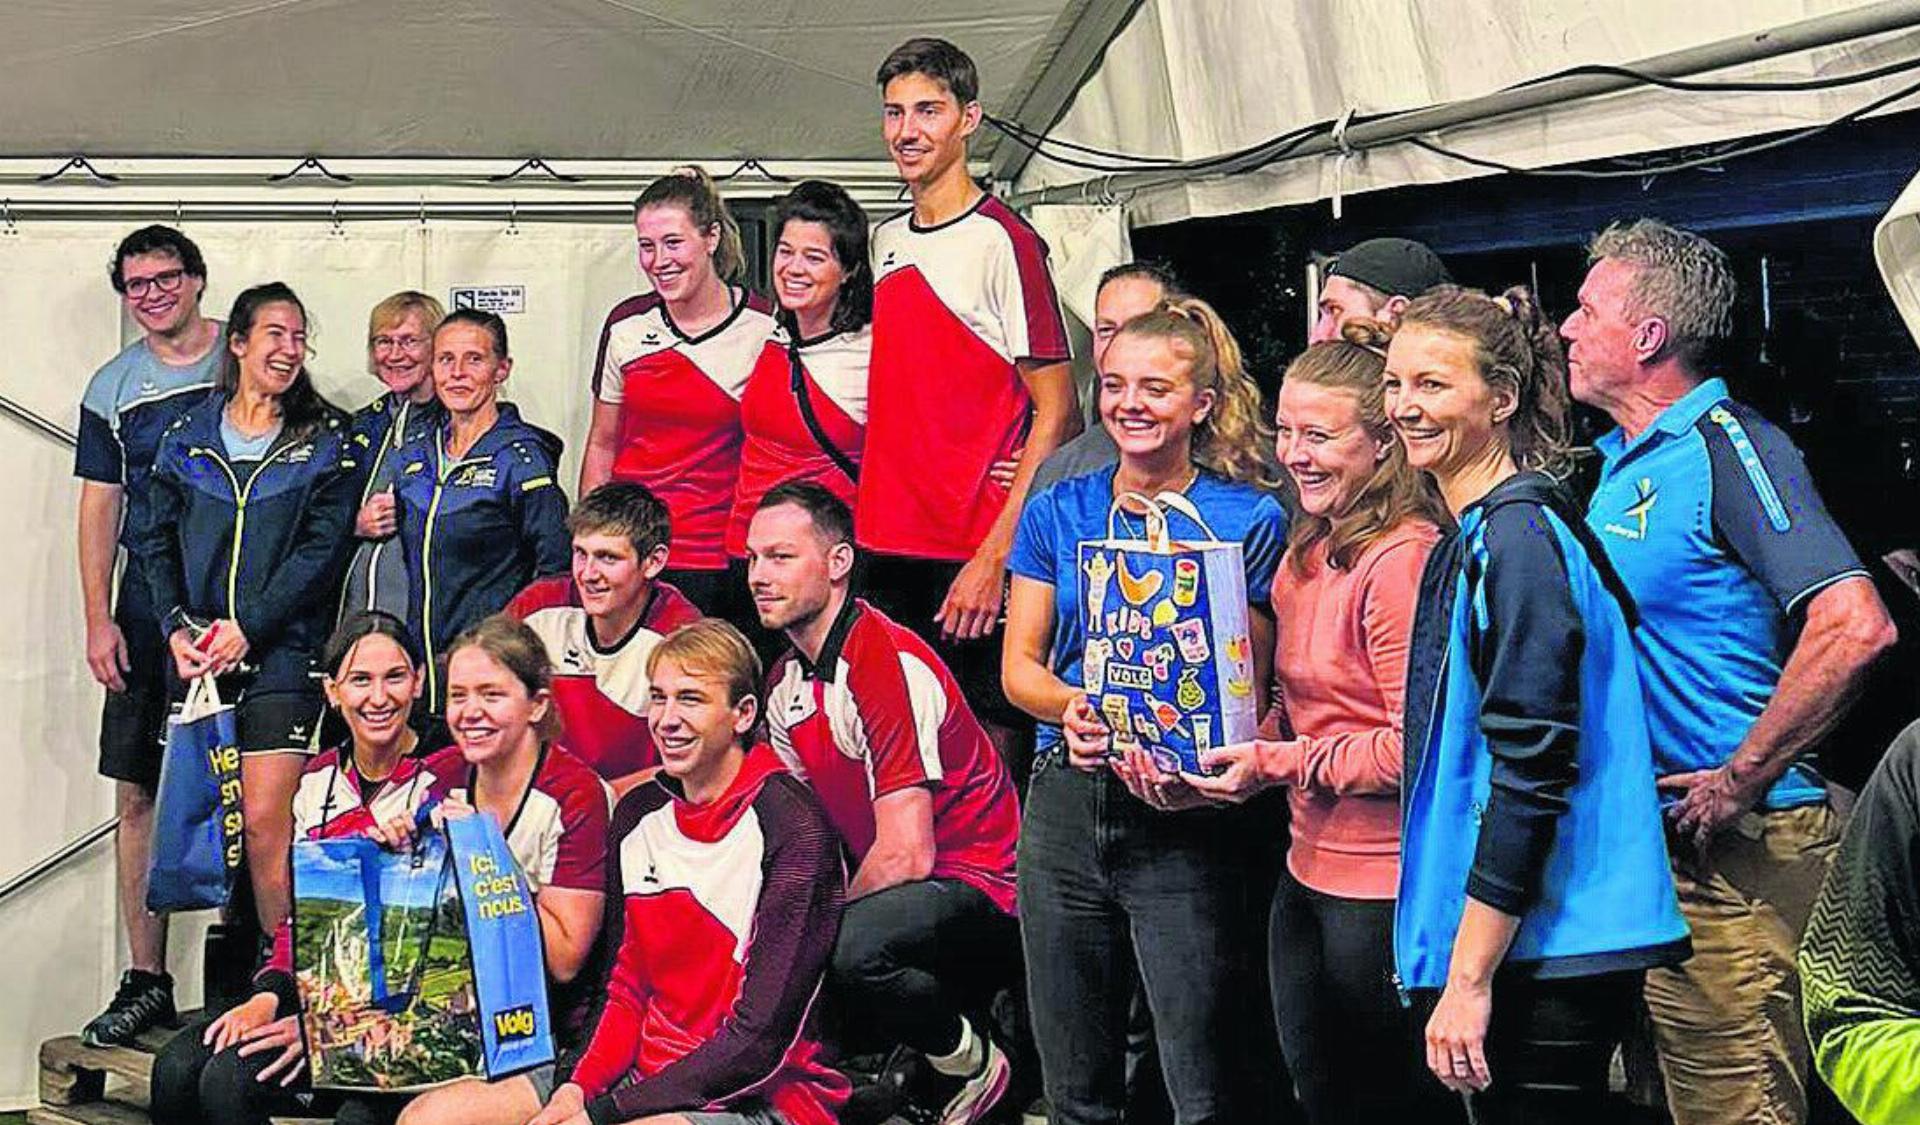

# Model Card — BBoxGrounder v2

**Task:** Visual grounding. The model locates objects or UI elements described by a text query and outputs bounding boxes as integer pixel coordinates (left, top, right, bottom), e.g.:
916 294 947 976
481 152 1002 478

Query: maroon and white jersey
419 744 611 895
725 324 870 558
566 747 848 1125
506 575 704 784
767 598 1020 913
290 746 440 839
594 290 776 570
857 196 1070 561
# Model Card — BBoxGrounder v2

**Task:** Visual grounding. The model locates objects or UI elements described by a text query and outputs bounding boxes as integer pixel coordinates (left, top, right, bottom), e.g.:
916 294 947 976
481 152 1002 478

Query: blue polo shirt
1587 377 1867 809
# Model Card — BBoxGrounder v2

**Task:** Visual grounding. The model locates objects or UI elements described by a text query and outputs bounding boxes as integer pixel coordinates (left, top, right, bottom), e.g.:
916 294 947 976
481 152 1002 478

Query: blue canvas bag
146 675 243 912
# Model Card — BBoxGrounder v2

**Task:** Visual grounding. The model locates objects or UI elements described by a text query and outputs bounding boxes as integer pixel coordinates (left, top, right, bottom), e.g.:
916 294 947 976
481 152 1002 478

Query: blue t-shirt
1009 467 1287 755
75 333 222 553
1587 377 1866 809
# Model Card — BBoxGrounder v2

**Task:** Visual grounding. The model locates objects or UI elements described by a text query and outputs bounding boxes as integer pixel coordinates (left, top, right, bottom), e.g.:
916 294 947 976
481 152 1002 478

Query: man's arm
937 360 1079 641
77 482 128 691
1667 577 1896 840
848 787 936 899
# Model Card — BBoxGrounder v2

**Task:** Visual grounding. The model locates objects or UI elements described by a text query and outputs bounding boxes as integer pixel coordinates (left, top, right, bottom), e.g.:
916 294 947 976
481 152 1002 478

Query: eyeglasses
371 335 428 353
123 269 187 300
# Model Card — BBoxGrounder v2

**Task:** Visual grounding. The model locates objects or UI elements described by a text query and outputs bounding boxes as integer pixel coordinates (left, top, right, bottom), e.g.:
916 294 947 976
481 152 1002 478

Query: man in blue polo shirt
1564 218 1897 1125
75 225 223 1045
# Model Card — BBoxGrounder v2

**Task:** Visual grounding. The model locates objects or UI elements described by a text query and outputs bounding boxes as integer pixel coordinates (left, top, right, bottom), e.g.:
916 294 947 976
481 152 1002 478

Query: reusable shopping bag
293 807 553 1090
146 675 243 912
1077 491 1259 776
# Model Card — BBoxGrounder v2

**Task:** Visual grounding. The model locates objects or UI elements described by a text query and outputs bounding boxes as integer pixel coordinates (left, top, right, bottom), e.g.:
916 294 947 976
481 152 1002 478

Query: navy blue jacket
1397 472 1688 989
134 392 359 692
339 392 442 620
391 402 570 709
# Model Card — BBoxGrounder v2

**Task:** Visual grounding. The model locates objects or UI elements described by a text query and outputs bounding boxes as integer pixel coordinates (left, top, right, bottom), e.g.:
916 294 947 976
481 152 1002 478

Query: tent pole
1008 0 1920 207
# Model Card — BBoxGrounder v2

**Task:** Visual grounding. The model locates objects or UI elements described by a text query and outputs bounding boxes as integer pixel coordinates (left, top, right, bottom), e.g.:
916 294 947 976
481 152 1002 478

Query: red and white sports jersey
420 744 611 894
767 598 1019 913
567 747 849 1125
857 196 1070 560
290 747 440 839
506 575 704 783
726 324 870 557
594 290 776 570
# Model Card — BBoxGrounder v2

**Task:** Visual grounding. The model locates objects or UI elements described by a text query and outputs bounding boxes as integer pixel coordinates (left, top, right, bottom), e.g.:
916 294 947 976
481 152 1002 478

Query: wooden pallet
34 1021 325 1125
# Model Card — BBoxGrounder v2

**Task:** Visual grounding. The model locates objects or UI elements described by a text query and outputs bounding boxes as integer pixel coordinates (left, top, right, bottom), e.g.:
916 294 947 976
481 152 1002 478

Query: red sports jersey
725 325 870 558
567 747 848 1125
767 598 1019 913
857 196 1070 560
421 743 613 1043
289 746 440 839
594 290 776 570
506 575 704 783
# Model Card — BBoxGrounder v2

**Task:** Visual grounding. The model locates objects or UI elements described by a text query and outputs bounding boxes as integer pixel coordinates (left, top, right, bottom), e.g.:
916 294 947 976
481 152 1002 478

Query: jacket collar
794 595 863 684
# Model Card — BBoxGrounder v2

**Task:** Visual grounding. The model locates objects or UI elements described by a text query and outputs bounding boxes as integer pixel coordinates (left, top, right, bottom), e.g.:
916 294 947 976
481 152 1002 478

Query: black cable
984 48 1920 179
1407 69 1920 180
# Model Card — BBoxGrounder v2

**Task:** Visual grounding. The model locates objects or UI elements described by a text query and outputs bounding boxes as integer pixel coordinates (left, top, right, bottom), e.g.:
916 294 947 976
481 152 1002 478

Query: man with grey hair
1563 217 1897 1125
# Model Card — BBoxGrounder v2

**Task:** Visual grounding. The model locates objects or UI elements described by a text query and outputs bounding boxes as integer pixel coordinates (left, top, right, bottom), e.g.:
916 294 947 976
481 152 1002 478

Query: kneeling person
532 620 848 1125
748 482 1022 1125
509 482 703 794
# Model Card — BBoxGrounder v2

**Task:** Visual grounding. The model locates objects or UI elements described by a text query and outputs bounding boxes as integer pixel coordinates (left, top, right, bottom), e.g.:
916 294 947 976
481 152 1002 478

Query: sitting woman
1384 286 1688 1124
149 612 442 1125
395 614 612 1125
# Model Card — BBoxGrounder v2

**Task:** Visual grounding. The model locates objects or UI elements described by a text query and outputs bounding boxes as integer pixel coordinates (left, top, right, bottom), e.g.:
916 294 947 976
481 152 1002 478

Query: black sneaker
80 969 176 1047
842 1045 931 1125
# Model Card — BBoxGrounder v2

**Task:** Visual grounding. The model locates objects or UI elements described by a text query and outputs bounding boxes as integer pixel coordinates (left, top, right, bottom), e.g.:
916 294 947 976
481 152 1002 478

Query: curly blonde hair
1111 297 1279 488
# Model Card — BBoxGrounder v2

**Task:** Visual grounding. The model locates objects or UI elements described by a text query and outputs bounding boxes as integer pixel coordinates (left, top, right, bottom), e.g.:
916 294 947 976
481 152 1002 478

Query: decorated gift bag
293 808 554 1091
147 675 244 912
1077 491 1259 776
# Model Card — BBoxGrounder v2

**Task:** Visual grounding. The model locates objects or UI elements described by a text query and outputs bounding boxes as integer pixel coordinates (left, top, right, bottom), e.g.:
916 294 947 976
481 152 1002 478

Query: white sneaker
938 1035 1011 1125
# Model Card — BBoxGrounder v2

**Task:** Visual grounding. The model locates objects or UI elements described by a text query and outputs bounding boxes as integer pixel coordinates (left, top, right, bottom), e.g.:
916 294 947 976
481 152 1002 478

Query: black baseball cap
1326 238 1451 298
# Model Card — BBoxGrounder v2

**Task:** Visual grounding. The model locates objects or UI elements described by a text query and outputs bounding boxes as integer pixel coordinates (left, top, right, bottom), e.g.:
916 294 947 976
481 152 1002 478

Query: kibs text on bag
293 808 553 1091
1077 491 1258 775
147 675 243 912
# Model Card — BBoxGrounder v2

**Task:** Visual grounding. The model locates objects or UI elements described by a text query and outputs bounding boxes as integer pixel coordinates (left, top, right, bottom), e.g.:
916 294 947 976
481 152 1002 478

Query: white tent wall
1017 0 1920 225
0 218 637 1109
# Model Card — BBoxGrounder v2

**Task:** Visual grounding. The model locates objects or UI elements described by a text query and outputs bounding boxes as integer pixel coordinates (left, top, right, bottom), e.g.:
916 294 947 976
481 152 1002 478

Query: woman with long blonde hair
1003 296 1287 1123
1190 319 1448 1124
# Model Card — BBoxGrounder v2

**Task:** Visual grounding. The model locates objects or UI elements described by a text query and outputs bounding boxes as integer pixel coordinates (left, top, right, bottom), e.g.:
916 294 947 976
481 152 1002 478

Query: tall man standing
859 37 1078 771
1564 218 1897 1124
74 225 223 1045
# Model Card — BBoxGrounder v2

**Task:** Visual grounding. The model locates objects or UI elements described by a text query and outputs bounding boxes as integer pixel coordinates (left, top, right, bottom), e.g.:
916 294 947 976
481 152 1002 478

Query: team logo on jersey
452 464 498 489
562 644 588 671
1603 478 1658 541
880 250 898 271
283 443 315 464
782 688 818 725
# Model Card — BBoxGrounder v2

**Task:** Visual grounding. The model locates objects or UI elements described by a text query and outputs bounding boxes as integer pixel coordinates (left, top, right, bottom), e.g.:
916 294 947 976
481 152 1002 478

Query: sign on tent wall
0 217 638 1109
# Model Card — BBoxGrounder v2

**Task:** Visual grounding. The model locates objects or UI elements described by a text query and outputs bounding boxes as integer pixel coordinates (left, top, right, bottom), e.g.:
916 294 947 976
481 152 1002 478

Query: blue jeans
1018 755 1265 1125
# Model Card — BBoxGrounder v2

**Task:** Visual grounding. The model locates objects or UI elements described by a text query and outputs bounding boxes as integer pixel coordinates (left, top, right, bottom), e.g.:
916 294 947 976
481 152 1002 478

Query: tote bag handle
1104 489 1224 552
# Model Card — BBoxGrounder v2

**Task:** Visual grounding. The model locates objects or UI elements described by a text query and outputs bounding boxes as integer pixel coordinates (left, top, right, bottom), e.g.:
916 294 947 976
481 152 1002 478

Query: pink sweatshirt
1264 520 1438 900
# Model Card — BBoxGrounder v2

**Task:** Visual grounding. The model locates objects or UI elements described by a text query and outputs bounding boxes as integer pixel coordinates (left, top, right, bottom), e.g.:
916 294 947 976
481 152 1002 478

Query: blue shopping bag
294 808 552 1091
1077 491 1259 776
146 676 243 912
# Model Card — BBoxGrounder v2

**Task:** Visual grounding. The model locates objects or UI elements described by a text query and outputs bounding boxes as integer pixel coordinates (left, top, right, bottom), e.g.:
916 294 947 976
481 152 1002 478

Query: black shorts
98 577 172 788
234 687 324 756
859 553 1021 730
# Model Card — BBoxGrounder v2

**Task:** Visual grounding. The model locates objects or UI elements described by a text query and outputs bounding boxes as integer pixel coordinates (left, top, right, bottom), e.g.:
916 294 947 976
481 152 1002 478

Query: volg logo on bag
493 1004 537 1042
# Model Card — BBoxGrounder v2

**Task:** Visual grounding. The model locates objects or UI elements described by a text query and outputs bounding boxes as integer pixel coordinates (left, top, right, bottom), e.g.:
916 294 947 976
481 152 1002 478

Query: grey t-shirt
1027 424 1118 501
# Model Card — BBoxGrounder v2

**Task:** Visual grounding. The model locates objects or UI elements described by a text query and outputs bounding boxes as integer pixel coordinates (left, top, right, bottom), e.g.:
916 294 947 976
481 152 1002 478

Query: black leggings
1413 969 1644 1125
1268 870 1441 1125
150 1013 319 1125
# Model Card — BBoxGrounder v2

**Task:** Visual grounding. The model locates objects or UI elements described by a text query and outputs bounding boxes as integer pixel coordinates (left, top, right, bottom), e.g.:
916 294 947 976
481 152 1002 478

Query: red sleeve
506 574 574 621
844 624 943 798
548 757 611 892
590 777 844 1122
566 787 661 1099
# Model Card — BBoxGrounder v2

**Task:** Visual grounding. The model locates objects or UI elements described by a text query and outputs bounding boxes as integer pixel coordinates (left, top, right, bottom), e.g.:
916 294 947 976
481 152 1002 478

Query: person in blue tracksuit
1384 284 1688 1125
135 281 359 937
392 307 571 716
339 290 445 621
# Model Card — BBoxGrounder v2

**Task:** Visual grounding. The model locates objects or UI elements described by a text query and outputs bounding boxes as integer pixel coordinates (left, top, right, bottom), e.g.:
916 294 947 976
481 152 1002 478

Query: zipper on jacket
353 401 411 618
1393 570 1457 1010
422 440 489 708
191 441 299 618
